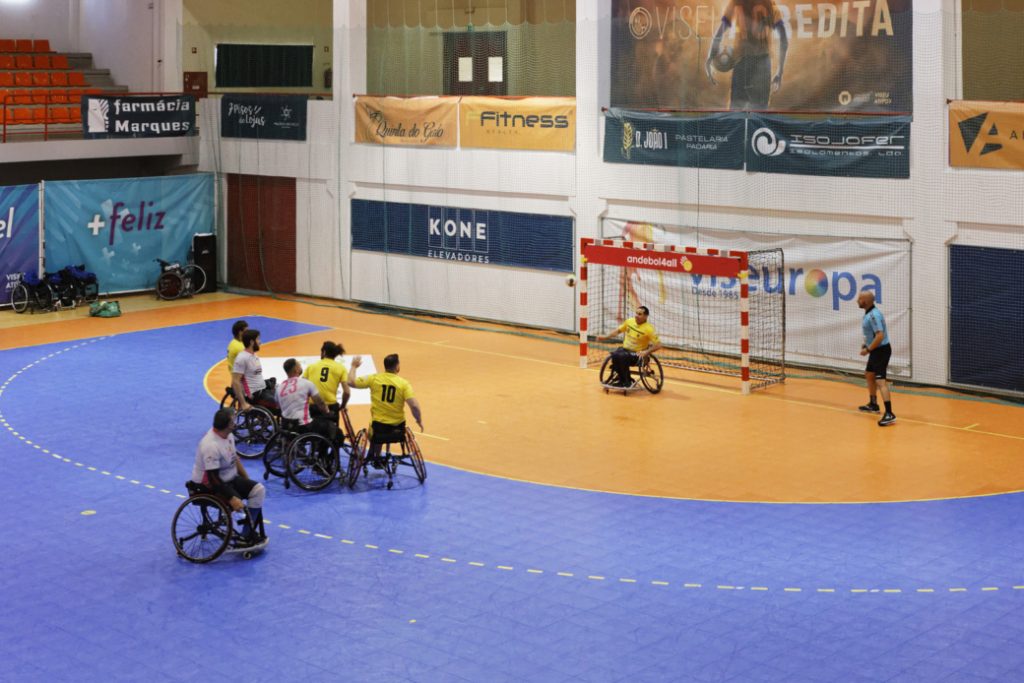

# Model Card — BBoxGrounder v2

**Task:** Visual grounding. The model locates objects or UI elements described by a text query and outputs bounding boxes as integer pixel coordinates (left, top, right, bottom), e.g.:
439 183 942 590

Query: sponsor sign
604 108 745 169
745 113 910 178
611 0 913 114
83 95 196 138
0 184 40 306
351 199 573 273
460 97 576 151
221 94 307 141
583 243 741 277
949 100 1024 170
44 174 214 293
354 96 458 147
604 218 911 375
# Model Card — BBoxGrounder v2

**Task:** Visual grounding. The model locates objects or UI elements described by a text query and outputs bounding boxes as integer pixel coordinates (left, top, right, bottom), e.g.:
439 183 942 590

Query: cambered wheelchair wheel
10 283 29 313
599 355 616 386
404 428 427 484
346 429 369 488
639 355 664 394
219 389 236 410
287 433 337 491
33 282 55 311
82 281 99 303
156 270 183 300
234 406 276 459
184 264 207 296
262 431 292 483
171 494 232 563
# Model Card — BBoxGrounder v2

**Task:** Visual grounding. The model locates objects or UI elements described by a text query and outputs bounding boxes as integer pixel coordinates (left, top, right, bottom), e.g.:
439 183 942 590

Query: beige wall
183 0 333 93
962 0 1024 101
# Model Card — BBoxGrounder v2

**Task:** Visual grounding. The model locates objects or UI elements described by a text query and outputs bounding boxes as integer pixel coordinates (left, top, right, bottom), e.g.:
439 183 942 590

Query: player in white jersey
276 358 331 438
232 328 277 411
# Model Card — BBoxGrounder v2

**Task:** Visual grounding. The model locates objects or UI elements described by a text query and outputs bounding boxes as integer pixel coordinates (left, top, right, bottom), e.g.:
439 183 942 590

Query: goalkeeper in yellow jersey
598 306 662 388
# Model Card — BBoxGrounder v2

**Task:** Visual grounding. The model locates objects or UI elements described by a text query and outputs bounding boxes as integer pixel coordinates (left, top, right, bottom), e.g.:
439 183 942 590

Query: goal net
579 239 785 394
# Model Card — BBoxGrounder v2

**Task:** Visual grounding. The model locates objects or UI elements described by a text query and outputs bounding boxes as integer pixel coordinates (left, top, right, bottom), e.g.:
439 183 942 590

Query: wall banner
603 219 911 375
354 96 458 147
0 184 40 306
460 97 576 151
83 95 196 138
351 199 574 273
603 108 745 169
745 114 910 178
221 94 307 141
44 174 214 293
610 0 913 114
950 100 1024 170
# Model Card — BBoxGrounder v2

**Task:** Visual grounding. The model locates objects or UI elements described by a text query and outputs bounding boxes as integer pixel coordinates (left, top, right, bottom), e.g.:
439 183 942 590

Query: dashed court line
3 338 1024 597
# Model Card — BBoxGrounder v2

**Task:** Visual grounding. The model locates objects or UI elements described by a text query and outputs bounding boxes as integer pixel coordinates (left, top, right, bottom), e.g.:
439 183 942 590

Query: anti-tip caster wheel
387 482 394 490
243 551 254 560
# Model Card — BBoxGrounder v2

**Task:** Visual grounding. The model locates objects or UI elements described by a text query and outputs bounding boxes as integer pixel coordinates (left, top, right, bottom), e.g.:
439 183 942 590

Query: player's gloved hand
704 58 717 85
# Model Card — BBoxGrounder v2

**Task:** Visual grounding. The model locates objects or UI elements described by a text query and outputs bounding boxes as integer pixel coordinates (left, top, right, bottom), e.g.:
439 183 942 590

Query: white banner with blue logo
44 174 214 293
0 184 40 306
604 219 911 376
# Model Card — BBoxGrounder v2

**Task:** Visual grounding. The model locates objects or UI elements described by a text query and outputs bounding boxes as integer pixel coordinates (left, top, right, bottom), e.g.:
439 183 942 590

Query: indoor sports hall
2 1 1024 682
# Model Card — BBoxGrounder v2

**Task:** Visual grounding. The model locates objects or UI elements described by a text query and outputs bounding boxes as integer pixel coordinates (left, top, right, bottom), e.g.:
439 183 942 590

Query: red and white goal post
578 238 786 394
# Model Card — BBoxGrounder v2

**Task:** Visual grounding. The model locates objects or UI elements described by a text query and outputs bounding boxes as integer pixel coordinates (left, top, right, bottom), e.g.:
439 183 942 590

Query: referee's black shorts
866 343 892 379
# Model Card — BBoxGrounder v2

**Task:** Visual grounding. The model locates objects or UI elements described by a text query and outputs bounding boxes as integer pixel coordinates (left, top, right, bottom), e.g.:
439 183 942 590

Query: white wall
0 0 75 52
78 0 159 91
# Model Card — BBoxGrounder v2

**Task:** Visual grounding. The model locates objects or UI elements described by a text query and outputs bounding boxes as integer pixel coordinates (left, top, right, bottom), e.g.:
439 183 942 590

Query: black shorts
219 475 258 502
866 344 892 379
730 54 771 110
370 420 406 445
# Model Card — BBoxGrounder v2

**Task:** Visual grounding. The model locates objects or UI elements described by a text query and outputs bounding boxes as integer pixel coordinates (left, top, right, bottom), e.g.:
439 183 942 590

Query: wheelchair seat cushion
370 421 407 445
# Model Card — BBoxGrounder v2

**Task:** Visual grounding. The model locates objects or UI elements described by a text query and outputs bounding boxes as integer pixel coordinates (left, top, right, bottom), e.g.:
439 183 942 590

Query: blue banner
746 114 911 179
44 174 214 293
351 200 574 273
0 184 40 306
604 109 745 170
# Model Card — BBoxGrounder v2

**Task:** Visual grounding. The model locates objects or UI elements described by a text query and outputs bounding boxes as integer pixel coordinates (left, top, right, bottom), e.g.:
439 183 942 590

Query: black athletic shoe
858 402 880 413
878 412 896 426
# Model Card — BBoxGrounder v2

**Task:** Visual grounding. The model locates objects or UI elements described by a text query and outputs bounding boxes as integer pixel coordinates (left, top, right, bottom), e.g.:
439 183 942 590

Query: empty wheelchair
347 425 426 490
599 352 664 395
10 272 55 314
220 387 279 460
171 481 267 563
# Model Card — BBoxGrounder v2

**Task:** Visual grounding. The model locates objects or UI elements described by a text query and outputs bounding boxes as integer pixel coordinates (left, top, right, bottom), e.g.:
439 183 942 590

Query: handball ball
713 45 738 73
565 274 577 287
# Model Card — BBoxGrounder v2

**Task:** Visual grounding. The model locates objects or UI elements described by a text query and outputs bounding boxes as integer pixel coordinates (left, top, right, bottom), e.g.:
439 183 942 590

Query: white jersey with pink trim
276 376 319 425
232 350 266 396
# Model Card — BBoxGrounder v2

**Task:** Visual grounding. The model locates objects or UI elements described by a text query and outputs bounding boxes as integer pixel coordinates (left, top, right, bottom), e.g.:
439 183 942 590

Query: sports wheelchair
262 408 358 492
10 272 55 314
346 425 427 490
220 386 279 460
171 481 267 563
599 352 664 395
155 257 206 300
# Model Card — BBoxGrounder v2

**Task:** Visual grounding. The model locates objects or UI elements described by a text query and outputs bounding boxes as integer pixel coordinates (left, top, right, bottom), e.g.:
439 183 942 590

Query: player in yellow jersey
226 320 248 381
348 353 423 461
303 341 351 426
598 306 662 388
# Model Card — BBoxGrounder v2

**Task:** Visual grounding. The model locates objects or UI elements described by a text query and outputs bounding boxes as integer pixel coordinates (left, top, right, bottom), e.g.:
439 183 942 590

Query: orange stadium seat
51 55 69 69
0 72 12 87
14 72 31 87
50 72 67 87
16 40 32 53
32 72 50 87
29 106 46 123
0 56 14 70
14 108 32 124
33 40 50 53
50 88 67 104
68 88 83 103
0 40 15 53
70 107 81 123
12 89 30 104
31 90 47 105
33 55 50 69
4 108 17 125
68 72 86 87
15 55 33 69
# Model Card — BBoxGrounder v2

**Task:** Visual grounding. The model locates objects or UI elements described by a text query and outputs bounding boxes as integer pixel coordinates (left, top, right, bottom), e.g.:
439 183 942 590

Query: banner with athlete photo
43 174 214 293
0 184 40 306
221 94 307 141
460 97 576 151
603 218 911 375
354 96 458 147
745 113 910 178
604 108 745 169
83 95 196 138
610 0 913 113
352 199 573 272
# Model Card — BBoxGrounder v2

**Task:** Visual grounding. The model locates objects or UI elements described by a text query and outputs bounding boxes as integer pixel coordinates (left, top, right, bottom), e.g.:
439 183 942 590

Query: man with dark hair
303 340 351 424
277 358 329 435
857 291 896 426
231 329 276 411
191 407 266 543
348 353 423 461
598 306 662 388
226 319 248 380
705 0 789 111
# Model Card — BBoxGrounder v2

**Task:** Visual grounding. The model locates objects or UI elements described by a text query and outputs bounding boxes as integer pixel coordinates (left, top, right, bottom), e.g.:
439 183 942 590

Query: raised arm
346 355 362 388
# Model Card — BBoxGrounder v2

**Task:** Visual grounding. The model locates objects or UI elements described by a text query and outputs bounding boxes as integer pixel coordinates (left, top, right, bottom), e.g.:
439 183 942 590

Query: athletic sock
884 401 892 414
869 396 878 406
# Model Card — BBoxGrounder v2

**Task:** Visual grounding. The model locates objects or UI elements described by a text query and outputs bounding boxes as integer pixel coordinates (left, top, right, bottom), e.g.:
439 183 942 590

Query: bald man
857 291 895 426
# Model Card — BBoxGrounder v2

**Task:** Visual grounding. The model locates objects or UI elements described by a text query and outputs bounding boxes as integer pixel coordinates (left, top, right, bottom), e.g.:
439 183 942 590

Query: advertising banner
0 184 39 306
610 0 913 113
352 199 574 273
460 97 576 151
221 94 307 141
745 114 910 178
83 95 196 138
44 174 214 293
949 100 1024 170
603 218 911 375
354 96 458 147
604 109 745 169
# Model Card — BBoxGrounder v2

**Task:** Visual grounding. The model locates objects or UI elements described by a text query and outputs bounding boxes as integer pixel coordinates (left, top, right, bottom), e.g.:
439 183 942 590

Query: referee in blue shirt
857 291 895 426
